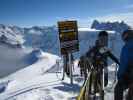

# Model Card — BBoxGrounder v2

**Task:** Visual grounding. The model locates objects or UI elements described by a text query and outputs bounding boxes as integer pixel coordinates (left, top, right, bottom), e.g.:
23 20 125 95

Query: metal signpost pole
69 53 73 85
58 20 79 85
62 55 65 80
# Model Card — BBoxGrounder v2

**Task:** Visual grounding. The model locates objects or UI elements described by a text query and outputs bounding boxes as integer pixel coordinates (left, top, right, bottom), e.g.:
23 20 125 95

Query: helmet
122 29 133 42
98 31 108 46
95 40 99 46
98 31 108 37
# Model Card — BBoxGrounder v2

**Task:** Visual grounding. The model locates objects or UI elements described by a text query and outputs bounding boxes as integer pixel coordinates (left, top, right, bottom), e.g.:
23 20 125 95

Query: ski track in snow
0 53 62 100
5 79 61 100
0 52 81 100
0 59 116 100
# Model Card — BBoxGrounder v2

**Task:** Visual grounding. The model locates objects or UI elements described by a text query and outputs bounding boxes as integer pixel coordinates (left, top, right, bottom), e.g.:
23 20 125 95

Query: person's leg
114 78 128 100
66 63 70 76
126 87 133 100
94 71 101 93
80 69 83 76
89 72 93 94
84 69 87 80
104 70 108 87
114 81 124 100
125 71 133 100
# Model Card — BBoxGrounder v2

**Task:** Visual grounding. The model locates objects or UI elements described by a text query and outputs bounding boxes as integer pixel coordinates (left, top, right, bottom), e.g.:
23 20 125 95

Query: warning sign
58 21 79 55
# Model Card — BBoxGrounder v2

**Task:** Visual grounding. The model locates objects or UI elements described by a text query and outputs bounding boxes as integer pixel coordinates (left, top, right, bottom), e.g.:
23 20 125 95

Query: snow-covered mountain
0 24 24 47
91 20 131 33
0 24 123 56
0 25 60 78
0 24 59 53
24 25 59 55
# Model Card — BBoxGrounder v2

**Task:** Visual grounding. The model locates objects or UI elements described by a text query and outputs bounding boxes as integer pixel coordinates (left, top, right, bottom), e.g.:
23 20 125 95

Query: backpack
86 46 107 69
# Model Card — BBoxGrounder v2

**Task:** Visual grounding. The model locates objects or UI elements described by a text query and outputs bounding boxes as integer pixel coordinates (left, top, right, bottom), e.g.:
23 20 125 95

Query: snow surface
0 50 118 100
0 51 83 100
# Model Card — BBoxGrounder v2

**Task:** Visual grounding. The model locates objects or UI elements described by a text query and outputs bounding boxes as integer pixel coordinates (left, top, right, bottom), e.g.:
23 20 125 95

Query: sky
0 0 133 27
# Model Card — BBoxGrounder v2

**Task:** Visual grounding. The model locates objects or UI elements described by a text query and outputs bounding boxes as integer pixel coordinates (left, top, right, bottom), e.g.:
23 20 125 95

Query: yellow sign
58 21 79 55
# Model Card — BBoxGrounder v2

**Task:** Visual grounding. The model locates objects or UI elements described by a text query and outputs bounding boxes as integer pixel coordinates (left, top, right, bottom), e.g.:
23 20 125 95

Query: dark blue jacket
117 40 133 79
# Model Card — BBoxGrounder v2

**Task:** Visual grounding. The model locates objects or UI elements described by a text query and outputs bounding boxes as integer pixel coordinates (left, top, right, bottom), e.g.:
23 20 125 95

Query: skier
78 55 91 79
86 31 120 87
78 56 85 77
114 29 133 100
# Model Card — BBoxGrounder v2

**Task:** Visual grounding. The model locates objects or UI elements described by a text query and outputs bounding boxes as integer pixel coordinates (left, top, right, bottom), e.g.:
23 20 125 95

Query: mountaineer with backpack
114 29 133 100
86 31 120 87
78 55 91 79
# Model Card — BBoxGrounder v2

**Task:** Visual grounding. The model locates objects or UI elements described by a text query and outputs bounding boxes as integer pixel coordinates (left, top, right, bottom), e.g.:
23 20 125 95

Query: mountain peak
91 20 131 33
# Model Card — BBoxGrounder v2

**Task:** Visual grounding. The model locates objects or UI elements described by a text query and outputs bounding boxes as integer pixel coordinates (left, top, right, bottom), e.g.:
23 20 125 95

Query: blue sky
0 0 133 27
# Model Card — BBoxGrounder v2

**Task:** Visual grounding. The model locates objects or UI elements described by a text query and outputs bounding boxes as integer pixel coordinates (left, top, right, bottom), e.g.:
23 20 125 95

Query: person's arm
117 46 128 79
107 51 120 65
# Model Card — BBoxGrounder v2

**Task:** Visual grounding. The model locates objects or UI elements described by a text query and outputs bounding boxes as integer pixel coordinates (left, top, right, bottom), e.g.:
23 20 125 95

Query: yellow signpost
58 21 79 55
58 20 79 84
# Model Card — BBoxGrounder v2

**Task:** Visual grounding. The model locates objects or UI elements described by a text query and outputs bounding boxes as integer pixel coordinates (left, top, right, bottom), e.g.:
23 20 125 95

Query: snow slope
0 44 32 78
0 51 83 100
0 50 119 100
